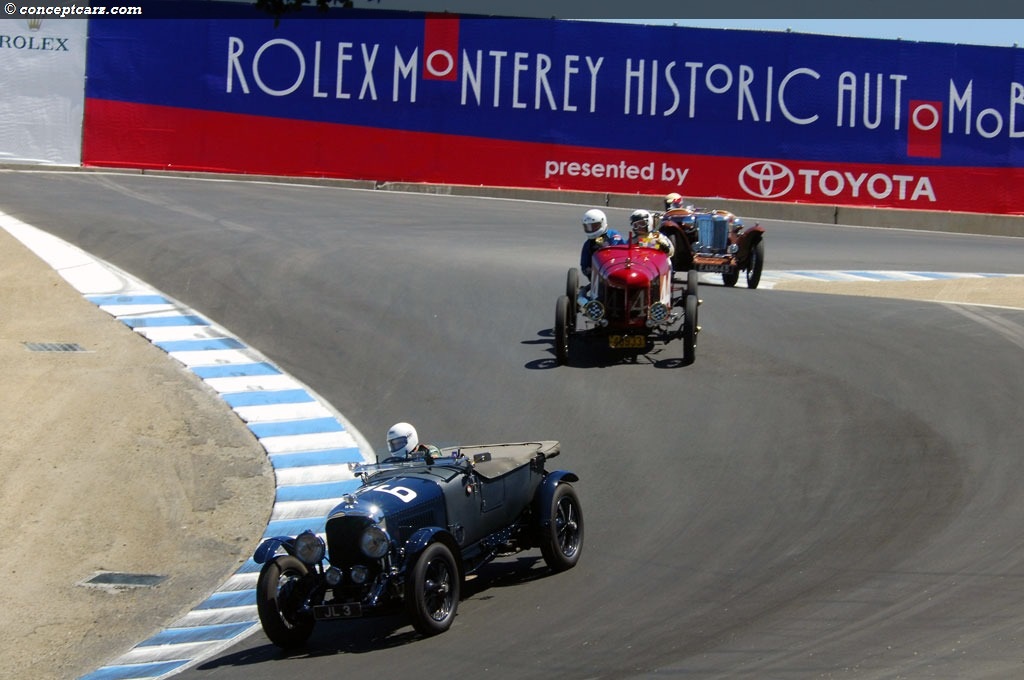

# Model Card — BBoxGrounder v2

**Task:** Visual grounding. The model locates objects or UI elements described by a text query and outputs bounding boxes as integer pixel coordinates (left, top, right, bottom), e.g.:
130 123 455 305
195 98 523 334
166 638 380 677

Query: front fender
253 535 296 564
736 225 765 263
534 470 580 524
404 527 463 580
404 527 459 559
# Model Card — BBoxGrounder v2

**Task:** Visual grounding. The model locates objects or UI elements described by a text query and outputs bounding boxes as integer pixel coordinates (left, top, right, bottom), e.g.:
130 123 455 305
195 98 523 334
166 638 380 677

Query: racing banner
0 17 87 165
83 3 1024 214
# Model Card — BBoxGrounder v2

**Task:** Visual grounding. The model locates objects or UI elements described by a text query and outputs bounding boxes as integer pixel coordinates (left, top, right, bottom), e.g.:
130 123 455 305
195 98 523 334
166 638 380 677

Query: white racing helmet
630 209 652 236
386 422 419 457
582 208 608 240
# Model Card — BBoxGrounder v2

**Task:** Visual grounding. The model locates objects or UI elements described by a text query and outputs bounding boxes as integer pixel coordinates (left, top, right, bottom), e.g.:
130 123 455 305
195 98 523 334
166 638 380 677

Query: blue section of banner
86 4 1024 169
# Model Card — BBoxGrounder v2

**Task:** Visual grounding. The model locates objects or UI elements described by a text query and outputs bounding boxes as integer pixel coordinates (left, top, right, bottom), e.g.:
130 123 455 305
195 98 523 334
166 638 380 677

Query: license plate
696 263 731 273
608 334 645 349
314 602 362 620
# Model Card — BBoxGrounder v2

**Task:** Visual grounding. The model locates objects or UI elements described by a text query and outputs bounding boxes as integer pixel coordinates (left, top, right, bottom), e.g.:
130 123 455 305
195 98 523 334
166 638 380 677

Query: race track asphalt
2 172 1023 680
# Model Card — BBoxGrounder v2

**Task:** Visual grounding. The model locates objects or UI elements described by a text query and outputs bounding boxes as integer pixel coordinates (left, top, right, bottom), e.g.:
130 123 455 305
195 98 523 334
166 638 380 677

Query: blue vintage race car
253 441 583 647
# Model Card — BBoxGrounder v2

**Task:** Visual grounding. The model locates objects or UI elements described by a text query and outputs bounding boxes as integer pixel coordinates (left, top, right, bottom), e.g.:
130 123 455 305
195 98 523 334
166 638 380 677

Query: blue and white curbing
0 212 373 680
757 269 1021 288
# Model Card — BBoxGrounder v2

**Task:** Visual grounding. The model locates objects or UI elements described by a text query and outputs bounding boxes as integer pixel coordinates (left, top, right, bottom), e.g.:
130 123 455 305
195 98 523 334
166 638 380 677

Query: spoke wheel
256 556 315 649
406 542 460 636
540 483 584 572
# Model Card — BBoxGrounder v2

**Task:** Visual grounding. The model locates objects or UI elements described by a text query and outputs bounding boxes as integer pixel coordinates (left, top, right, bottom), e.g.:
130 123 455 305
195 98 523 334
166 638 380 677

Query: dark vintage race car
658 207 766 288
253 441 582 648
555 240 700 366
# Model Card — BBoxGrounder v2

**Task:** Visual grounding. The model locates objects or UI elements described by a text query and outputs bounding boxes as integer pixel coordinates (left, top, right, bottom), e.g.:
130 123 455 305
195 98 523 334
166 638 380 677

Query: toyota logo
739 161 795 199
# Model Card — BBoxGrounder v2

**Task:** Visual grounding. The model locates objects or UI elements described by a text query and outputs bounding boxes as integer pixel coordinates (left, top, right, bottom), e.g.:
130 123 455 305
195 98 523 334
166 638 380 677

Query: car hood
593 243 669 287
327 473 446 522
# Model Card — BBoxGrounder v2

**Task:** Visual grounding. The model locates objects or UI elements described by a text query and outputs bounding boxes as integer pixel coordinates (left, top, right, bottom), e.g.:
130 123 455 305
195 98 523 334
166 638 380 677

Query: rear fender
534 471 580 526
253 536 296 564
657 221 686 241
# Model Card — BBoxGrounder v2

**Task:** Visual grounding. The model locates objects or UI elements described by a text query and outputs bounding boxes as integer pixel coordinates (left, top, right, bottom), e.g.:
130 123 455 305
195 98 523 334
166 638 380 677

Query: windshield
350 454 469 479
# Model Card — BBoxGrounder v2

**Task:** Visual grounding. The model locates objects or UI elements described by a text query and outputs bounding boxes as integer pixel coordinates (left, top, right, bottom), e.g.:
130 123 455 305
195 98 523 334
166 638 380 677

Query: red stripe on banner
422 14 459 81
907 100 943 159
81 99 1024 215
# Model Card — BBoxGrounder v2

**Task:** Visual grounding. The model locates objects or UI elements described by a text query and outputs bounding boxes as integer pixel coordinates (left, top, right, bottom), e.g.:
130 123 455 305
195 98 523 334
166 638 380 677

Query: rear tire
668 231 693 272
256 556 315 649
405 542 460 636
555 295 571 365
540 484 584 572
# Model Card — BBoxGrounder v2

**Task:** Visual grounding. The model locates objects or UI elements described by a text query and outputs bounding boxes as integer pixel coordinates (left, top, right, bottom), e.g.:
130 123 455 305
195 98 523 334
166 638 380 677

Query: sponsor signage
82 3 1024 213
0 18 86 165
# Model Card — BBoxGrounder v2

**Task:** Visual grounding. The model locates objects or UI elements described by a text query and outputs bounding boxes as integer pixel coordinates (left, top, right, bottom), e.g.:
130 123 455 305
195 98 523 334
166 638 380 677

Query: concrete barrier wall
5 165 1020 238
380 180 1024 238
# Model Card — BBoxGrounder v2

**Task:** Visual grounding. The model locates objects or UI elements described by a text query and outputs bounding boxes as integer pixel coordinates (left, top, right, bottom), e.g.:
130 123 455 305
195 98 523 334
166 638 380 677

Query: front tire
565 269 579 331
686 269 699 298
566 267 580 301
746 239 765 289
540 483 584 572
256 556 316 649
683 292 698 365
405 542 460 636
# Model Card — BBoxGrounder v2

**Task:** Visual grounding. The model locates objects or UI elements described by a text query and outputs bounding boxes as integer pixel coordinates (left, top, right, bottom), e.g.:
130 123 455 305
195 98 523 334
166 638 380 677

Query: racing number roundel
373 484 418 503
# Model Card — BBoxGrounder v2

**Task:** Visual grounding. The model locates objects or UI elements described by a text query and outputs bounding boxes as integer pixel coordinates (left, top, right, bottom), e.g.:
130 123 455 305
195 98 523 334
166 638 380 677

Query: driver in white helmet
383 422 440 463
579 208 625 279
629 209 674 256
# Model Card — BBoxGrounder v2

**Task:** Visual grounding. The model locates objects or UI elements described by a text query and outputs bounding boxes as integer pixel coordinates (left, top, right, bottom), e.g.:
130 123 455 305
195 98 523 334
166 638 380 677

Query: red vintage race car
658 207 766 289
555 240 700 366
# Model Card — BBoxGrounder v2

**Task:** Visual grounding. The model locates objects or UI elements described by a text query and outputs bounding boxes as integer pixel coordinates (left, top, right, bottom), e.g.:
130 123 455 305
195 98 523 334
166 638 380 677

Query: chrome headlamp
583 299 605 321
728 243 739 254
294 530 326 565
350 565 370 584
360 524 391 559
325 566 343 586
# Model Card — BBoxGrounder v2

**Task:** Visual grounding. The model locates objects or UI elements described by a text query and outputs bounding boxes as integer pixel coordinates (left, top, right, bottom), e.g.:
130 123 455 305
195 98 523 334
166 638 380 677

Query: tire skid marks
946 304 1024 350
0 213 369 680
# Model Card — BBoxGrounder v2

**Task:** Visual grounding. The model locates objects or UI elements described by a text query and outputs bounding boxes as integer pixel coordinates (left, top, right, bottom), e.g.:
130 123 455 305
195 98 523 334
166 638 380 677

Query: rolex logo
27 18 42 30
